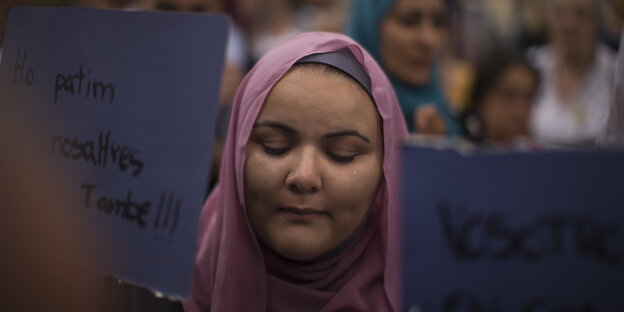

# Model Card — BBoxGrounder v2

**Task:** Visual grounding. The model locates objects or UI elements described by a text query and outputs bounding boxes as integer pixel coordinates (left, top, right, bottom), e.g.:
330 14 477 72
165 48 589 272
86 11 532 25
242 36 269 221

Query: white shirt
226 23 247 69
528 44 617 147
598 33 624 146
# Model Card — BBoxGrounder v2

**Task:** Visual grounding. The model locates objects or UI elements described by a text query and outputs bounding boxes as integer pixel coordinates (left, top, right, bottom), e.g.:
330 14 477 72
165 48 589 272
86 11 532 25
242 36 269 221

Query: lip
278 206 327 222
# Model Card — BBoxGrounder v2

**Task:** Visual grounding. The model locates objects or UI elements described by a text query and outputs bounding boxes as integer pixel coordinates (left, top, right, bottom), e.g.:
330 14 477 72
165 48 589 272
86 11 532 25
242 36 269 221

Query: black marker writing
52 130 144 177
153 190 182 245
54 63 115 104
81 183 150 228
437 200 624 265
80 184 182 245
13 48 35 87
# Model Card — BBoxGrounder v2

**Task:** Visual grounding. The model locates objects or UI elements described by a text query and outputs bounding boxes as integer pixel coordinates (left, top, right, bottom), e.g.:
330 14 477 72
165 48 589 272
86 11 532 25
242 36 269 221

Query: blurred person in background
528 0 616 147
347 0 460 135
481 0 518 47
450 0 490 62
293 0 350 33
462 49 540 146
518 0 548 49
442 0 511 114
237 0 302 63
599 32 624 145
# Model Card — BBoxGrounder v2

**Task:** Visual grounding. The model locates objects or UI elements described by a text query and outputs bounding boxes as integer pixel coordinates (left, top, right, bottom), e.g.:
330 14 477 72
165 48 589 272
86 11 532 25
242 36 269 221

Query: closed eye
398 13 423 27
262 144 290 155
327 152 356 163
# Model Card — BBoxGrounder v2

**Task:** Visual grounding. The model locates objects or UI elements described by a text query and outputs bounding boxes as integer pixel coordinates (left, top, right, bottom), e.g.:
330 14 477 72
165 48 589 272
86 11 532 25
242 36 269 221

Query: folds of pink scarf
185 32 408 312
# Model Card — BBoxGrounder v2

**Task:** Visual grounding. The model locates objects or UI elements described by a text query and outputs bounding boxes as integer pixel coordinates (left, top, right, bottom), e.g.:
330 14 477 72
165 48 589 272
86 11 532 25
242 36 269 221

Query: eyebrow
323 130 370 143
253 121 370 143
253 121 295 133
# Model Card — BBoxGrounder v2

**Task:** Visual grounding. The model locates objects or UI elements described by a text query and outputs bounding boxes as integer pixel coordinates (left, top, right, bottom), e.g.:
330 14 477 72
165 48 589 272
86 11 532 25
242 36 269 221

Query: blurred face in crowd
479 64 538 143
380 0 448 86
547 0 598 60
150 0 221 12
244 65 383 261
239 0 292 25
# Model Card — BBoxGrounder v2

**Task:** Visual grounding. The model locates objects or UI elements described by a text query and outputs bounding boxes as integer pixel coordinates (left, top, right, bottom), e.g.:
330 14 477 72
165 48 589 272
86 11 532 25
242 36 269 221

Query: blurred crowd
2 0 623 151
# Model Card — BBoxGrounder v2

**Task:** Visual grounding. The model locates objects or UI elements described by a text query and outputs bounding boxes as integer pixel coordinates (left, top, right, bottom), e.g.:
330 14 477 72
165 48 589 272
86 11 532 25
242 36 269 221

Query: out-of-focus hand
414 104 447 135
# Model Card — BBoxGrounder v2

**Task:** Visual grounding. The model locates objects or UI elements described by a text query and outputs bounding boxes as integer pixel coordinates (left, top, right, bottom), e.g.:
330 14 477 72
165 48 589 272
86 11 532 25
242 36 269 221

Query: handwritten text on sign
14 49 115 104
0 7 228 298
401 147 624 311
14 48 172 237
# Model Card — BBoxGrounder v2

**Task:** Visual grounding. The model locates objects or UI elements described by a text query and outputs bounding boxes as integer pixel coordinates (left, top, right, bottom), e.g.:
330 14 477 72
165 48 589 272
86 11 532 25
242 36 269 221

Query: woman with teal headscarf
347 0 460 134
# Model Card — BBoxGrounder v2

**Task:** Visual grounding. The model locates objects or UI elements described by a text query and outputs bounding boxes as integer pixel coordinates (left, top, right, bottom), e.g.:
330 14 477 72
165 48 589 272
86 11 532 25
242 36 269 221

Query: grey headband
295 47 373 98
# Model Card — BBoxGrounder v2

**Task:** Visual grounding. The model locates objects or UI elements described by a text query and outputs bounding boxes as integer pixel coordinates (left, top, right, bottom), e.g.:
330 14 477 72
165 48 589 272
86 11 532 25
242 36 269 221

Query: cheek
381 22 406 47
244 148 282 206
328 159 382 214
429 30 447 50
244 147 287 242
518 102 532 119
480 100 505 127
381 22 405 61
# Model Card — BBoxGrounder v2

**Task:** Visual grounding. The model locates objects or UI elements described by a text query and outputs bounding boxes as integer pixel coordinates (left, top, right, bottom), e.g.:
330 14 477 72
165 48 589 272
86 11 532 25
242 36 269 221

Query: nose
286 146 322 194
416 20 439 52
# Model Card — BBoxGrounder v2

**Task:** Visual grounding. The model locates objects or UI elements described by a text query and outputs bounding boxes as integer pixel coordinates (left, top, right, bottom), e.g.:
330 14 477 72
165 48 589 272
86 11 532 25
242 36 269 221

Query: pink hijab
185 32 407 311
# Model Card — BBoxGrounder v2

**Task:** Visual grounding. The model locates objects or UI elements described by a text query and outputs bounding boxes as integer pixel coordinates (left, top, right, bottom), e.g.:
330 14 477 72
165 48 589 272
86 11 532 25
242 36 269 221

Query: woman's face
547 0 597 57
244 66 383 261
379 0 448 86
479 64 537 143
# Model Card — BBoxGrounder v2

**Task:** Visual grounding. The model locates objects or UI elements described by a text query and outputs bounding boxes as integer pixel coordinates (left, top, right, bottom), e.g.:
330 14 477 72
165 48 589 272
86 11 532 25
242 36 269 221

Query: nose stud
287 172 292 178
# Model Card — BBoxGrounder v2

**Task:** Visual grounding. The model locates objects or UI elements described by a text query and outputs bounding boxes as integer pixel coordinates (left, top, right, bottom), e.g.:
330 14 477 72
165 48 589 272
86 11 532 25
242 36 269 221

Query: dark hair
461 48 540 142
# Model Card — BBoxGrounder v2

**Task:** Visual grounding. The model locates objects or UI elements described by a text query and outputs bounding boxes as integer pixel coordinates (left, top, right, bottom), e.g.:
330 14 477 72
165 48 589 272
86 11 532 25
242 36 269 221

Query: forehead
258 67 378 132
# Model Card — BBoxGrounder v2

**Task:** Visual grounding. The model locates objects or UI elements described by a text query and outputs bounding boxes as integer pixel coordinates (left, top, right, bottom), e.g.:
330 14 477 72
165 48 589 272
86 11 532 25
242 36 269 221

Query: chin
272 235 328 261
275 244 323 261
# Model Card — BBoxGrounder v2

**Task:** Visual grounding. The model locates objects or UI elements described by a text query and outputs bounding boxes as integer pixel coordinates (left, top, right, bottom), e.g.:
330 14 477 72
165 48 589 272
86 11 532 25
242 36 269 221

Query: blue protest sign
0 7 228 298
402 146 624 311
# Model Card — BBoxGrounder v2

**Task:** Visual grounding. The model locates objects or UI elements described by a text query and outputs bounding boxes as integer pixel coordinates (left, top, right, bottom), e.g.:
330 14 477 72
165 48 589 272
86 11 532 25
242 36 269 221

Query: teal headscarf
346 0 460 134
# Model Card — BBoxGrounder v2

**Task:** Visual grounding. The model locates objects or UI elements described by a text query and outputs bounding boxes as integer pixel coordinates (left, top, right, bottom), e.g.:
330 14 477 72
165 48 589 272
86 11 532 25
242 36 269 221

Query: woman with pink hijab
185 32 407 311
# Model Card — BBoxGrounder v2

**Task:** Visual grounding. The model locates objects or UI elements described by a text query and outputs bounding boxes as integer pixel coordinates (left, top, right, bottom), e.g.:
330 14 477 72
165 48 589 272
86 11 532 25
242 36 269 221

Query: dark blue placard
402 146 624 311
0 7 228 298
